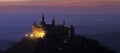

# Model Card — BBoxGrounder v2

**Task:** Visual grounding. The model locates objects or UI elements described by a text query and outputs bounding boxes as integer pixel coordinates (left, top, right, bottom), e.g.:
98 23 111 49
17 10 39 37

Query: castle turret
40 13 46 26
63 20 66 27
52 17 56 26
68 25 75 37
32 21 37 35
33 21 37 26
70 25 75 36
33 20 37 28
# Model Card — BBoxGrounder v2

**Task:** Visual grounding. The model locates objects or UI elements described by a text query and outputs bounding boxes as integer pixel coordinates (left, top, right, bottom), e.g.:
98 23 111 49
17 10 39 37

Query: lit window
30 34 33 37
38 31 45 38
64 40 67 43
59 48 62 50
25 34 28 37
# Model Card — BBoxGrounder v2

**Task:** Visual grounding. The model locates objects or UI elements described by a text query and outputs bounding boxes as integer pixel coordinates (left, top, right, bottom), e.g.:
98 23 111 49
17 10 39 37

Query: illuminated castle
26 14 74 40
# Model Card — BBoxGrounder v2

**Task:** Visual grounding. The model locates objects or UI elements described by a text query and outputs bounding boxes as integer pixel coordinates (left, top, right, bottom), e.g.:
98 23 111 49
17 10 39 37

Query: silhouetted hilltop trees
4 35 115 53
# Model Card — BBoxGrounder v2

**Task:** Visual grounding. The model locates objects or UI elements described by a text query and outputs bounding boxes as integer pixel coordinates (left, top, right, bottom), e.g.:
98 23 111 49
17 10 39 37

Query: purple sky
0 0 119 14
0 0 120 52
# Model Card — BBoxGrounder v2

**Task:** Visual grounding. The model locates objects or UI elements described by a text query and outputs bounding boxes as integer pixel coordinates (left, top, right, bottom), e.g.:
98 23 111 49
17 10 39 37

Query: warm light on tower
30 34 33 37
37 31 45 38
25 31 45 39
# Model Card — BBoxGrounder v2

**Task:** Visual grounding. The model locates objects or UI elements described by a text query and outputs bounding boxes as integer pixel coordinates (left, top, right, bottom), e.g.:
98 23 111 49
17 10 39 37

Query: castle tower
52 17 56 26
32 21 37 35
70 25 75 36
40 13 46 26
63 20 66 27
32 20 37 28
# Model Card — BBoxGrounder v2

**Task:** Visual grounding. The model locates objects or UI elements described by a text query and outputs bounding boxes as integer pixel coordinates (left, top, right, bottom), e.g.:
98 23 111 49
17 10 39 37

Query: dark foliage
4 35 115 53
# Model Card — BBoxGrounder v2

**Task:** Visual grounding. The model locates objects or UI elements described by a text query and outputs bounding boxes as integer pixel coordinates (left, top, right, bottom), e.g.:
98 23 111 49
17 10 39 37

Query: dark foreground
0 35 115 53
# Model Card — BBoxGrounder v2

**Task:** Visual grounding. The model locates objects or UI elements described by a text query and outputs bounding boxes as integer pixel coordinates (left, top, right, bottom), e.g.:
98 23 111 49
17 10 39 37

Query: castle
26 14 75 40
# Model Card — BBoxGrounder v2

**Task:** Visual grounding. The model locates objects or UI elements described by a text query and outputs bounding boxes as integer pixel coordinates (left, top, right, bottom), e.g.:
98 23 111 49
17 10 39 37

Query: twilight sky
0 0 119 14
0 0 120 52
0 0 119 6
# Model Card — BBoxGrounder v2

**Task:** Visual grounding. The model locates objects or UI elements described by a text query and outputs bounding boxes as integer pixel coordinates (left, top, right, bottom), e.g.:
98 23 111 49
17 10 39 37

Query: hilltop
4 35 115 53
3 14 116 53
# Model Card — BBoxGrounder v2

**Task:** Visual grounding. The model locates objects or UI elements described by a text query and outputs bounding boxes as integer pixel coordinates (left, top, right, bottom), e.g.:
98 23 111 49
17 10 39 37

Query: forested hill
4 35 115 53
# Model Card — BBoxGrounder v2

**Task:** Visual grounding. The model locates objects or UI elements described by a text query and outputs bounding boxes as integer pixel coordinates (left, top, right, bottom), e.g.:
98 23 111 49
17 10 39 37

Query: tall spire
40 13 46 26
42 13 45 22
52 17 56 26
33 20 37 26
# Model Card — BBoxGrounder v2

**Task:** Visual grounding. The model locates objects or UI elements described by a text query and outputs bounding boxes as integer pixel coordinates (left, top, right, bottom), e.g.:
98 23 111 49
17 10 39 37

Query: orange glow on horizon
0 0 119 14
0 0 119 7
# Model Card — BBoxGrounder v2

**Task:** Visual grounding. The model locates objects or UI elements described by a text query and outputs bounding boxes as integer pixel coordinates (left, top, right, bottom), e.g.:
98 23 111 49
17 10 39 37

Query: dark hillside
4 35 115 53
